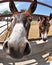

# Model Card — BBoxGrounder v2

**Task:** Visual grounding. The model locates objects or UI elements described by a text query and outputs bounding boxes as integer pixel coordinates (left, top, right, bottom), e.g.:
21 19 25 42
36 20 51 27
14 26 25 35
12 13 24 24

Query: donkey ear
26 0 37 14
9 0 18 13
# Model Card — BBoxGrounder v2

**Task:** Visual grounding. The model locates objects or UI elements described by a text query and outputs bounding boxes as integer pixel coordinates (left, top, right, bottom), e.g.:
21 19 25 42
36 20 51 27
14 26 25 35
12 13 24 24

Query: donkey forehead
11 13 29 26
12 13 27 20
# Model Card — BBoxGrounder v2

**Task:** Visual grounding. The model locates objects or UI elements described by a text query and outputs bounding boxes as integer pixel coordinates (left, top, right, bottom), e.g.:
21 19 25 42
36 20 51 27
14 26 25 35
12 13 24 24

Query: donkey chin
3 40 31 59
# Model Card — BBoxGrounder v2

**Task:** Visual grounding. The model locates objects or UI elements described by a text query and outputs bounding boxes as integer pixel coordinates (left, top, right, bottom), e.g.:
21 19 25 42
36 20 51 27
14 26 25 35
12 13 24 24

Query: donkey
39 16 50 41
49 13 52 24
3 0 37 59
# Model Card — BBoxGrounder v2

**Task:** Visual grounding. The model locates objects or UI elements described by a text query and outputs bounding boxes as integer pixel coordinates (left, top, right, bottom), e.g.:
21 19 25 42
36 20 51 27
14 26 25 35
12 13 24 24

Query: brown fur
3 0 37 59
9 0 37 38
39 17 50 37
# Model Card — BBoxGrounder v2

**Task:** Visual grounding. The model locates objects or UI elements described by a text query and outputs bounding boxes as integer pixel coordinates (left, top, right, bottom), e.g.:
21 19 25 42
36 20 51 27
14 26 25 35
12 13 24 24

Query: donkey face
39 17 50 41
3 0 37 59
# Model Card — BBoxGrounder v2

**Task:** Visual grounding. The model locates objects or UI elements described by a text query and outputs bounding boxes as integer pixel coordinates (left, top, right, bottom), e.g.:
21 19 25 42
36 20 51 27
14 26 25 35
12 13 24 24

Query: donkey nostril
3 41 8 49
24 43 31 55
3 41 10 55
43 38 47 41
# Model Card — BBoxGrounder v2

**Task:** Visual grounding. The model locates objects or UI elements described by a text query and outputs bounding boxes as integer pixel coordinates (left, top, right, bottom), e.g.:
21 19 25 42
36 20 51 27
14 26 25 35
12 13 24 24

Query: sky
0 0 52 16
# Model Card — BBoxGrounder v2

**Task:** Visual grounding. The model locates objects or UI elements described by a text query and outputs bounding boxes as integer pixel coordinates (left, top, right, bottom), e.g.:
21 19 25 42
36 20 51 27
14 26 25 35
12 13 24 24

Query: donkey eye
28 17 32 22
11 16 15 21
11 18 13 21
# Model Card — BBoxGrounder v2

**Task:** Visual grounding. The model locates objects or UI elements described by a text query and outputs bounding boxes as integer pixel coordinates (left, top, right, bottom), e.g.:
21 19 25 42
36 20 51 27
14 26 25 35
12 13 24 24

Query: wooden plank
0 37 52 58
0 14 49 17
0 14 12 17
0 0 52 9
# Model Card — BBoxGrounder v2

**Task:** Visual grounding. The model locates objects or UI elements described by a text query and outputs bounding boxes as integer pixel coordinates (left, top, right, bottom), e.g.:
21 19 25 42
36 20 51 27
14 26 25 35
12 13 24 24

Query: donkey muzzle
3 41 31 59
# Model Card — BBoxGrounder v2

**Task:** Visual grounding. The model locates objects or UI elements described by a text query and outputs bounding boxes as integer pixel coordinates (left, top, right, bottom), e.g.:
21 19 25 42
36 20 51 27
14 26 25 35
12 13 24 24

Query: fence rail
0 0 52 9
0 14 12 17
0 13 49 17
0 24 8 28
0 28 7 35
0 15 11 42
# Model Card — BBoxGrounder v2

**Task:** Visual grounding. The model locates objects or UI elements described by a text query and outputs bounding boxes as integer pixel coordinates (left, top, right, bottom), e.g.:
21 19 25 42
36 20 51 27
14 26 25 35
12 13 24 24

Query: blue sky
0 0 52 16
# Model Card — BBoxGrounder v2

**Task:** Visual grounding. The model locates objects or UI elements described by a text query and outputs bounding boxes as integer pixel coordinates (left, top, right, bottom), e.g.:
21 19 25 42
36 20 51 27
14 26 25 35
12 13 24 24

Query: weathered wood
0 14 12 17
0 37 52 56
0 0 52 9
0 14 49 18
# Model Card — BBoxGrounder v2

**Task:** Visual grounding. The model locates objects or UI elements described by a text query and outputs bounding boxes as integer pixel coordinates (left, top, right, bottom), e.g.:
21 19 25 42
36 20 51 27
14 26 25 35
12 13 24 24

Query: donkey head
3 0 37 59
39 17 50 41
